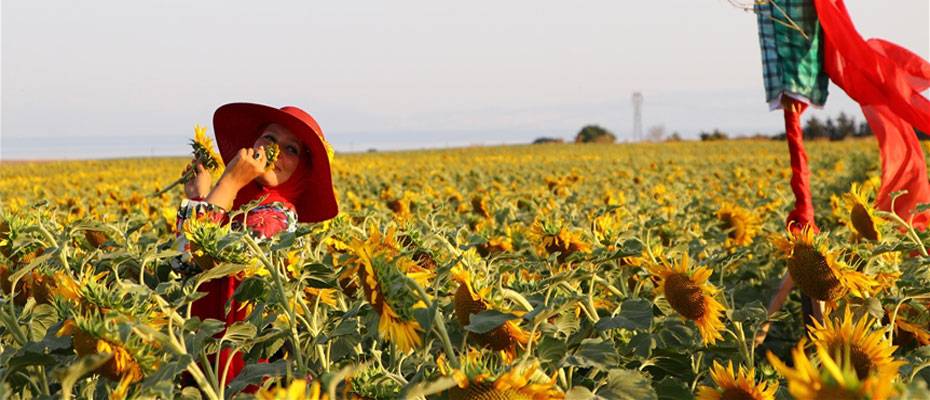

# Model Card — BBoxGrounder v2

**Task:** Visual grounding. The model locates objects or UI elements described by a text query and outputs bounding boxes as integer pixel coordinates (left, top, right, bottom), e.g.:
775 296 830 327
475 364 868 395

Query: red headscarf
231 141 312 213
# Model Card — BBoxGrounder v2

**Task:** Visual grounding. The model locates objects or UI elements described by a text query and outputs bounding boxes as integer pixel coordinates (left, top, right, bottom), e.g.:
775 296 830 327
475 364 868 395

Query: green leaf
654 377 691 400
562 339 620 370
179 387 204 400
565 386 598 400
57 354 111 400
597 369 657 400
141 355 193 390
626 332 654 358
26 304 58 342
464 310 519 334
221 321 258 345
195 262 248 286
916 203 930 214
233 277 266 303
226 360 288 395
730 301 767 323
595 299 653 331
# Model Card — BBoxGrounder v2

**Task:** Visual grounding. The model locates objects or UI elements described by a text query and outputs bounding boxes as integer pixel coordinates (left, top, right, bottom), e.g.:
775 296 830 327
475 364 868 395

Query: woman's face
253 123 305 187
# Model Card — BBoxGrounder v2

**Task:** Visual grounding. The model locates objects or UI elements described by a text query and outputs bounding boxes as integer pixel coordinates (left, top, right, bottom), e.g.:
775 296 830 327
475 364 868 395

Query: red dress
173 198 298 384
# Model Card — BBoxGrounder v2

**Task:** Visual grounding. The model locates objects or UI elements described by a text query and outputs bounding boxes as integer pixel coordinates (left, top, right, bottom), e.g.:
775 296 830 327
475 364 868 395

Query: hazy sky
2 1 928 158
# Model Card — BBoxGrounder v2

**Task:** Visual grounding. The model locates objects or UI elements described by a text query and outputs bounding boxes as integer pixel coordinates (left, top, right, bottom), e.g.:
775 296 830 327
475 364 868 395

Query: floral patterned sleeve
175 199 228 232
170 199 298 277
240 202 299 240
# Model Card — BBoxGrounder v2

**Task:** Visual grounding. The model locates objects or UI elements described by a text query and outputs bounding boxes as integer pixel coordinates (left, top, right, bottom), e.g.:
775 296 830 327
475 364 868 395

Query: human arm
203 147 268 211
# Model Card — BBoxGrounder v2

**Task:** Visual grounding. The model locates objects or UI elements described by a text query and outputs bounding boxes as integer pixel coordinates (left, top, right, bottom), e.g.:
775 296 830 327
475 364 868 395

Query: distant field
1 139 929 398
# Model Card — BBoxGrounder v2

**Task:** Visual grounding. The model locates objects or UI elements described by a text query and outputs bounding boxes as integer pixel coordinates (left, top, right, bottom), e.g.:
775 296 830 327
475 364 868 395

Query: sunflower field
4 139 930 399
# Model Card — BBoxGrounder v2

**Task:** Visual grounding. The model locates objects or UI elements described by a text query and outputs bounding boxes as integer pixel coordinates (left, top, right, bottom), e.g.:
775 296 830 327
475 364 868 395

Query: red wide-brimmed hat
213 102 338 223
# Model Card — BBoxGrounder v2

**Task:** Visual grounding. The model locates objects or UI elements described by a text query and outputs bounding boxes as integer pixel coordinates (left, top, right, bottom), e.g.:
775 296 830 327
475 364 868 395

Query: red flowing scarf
814 0 930 227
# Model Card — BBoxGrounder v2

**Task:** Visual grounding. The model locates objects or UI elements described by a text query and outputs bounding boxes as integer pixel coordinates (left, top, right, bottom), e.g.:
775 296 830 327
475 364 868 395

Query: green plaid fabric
755 0 829 107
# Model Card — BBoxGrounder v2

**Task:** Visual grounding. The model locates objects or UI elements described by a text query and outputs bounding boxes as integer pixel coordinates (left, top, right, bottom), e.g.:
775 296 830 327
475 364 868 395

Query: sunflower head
807 307 904 381
531 221 590 263
58 310 161 399
843 183 882 241
647 254 725 345
716 203 761 248
191 124 224 174
592 208 627 245
256 379 325 400
351 227 432 352
890 304 930 347
451 265 530 355
439 351 564 400
772 227 875 302
767 339 897 400
696 360 777 400
182 215 253 267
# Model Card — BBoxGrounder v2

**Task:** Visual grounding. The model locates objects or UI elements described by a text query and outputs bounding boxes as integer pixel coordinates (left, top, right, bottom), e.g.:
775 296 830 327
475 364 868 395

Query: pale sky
2 1 928 159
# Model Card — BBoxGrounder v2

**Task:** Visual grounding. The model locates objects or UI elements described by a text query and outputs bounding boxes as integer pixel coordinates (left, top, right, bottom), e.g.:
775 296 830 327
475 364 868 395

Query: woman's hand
219 147 267 190
203 147 266 211
184 161 213 199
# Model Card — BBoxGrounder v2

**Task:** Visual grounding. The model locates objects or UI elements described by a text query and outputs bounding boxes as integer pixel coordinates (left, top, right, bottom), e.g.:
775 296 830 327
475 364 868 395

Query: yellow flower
351 226 432 352
451 265 530 356
843 183 882 241
807 307 905 381
439 353 564 400
647 254 725 345
256 379 326 400
531 221 590 263
696 360 777 400
890 304 930 347
192 124 225 177
772 227 875 302
767 340 897 400
716 202 761 248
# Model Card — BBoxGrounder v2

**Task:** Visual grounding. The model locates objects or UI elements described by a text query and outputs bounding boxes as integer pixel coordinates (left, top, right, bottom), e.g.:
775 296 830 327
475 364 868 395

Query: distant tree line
533 115 929 144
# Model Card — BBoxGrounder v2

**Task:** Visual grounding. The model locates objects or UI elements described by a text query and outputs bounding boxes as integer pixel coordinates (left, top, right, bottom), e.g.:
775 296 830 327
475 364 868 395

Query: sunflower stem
151 291 221 400
501 288 534 312
877 193 929 257
592 275 624 298
406 278 460 369
243 235 307 373
152 168 194 197
586 275 600 322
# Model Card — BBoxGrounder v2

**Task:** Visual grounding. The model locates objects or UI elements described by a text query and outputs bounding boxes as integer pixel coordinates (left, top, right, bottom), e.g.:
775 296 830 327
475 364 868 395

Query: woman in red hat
171 102 339 384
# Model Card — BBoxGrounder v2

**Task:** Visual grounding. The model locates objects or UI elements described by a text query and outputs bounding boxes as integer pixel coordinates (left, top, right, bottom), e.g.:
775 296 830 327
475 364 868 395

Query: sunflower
843 183 882 241
771 227 875 302
807 307 904 381
256 379 326 400
530 221 590 263
31 270 81 305
716 203 761 248
263 142 280 170
351 226 433 352
191 124 224 174
182 215 253 270
451 265 530 356
647 254 725 345
767 340 897 400
472 195 491 219
696 360 777 400
592 208 627 245
476 236 513 258
438 352 564 400
890 304 930 347
58 315 155 400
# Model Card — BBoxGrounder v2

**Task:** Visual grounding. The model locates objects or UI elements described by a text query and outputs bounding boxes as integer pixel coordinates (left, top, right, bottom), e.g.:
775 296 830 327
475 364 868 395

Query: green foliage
575 125 616 144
